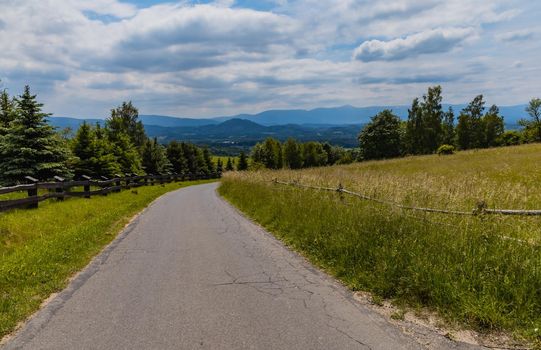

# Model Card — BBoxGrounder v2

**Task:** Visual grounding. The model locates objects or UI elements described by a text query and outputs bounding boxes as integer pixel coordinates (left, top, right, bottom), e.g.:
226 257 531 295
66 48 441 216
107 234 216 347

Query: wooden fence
0 172 220 212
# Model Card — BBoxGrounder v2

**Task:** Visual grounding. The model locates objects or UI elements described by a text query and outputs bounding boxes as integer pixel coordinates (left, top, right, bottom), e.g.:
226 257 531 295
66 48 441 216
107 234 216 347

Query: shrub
437 144 455 155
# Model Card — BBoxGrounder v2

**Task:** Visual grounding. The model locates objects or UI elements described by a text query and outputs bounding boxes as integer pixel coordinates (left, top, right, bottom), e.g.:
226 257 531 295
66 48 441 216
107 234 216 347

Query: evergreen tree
194 148 208 176
202 148 215 175
0 86 71 184
110 132 143 174
105 102 144 174
283 138 303 169
237 151 249 171
0 89 16 133
225 157 234 171
216 159 223 174
483 105 504 147
106 101 146 149
166 141 188 175
141 138 172 175
71 122 120 178
358 110 402 160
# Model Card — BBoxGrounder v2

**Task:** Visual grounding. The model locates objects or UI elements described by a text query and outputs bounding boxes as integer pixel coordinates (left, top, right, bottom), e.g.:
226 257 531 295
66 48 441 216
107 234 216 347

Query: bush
437 144 455 155
498 131 523 146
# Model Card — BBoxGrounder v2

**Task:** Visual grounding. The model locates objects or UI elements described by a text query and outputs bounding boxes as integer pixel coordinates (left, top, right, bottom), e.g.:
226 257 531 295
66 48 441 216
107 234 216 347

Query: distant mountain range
50 104 528 129
49 104 527 153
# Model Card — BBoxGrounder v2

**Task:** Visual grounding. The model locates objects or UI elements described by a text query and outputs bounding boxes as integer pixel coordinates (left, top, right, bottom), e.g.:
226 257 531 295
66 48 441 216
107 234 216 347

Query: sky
0 0 540 118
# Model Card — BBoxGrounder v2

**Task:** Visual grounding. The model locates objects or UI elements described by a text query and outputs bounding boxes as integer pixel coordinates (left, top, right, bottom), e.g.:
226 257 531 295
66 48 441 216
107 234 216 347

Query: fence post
81 175 92 198
54 176 65 201
100 176 109 196
24 176 39 209
114 174 122 192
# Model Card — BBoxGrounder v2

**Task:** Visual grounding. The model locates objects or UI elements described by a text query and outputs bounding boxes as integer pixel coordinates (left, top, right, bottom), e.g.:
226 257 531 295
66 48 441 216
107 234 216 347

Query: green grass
219 144 541 344
0 179 215 338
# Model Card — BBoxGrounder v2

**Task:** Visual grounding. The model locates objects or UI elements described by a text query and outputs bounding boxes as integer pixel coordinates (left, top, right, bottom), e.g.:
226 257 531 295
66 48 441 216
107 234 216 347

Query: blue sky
0 0 540 118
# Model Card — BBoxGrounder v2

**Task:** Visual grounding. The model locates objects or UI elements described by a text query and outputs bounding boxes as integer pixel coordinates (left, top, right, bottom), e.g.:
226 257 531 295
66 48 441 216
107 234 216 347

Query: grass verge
0 179 215 338
218 144 541 344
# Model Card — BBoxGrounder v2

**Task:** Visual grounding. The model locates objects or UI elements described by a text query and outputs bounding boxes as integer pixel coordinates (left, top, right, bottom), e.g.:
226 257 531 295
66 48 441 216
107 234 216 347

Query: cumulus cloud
353 27 475 62
0 0 539 117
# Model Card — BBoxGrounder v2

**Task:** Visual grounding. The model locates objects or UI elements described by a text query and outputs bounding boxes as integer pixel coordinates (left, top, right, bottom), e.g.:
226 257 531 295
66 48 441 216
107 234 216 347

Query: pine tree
71 122 120 178
142 138 172 175
0 89 16 133
106 101 146 150
166 141 188 175
0 86 71 184
216 159 223 174
237 152 249 171
105 102 143 174
225 157 234 171
202 148 215 175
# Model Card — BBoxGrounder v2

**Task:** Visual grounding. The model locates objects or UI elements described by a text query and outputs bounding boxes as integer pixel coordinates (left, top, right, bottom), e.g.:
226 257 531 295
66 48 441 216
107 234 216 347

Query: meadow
219 143 541 342
0 179 215 338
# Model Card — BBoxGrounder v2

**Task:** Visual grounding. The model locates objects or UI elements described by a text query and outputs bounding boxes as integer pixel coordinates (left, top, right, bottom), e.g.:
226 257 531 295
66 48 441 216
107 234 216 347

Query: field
219 143 541 342
0 179 215 338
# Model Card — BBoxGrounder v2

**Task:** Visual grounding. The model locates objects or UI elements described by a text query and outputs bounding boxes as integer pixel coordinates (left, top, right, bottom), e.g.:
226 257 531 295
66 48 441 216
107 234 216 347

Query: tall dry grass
219 143 541 342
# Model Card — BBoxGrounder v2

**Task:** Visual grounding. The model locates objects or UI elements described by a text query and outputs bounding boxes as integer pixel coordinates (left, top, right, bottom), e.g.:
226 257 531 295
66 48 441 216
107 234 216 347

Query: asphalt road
3 183 483 350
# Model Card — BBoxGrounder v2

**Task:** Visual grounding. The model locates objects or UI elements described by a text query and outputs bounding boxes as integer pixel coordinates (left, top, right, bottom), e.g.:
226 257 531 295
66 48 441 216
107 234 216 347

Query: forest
0 86 219 186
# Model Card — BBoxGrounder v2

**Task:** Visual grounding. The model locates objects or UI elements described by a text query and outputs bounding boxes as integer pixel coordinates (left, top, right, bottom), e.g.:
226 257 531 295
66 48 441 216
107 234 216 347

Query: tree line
250 138 357 170
0 85 218 186
358 85 541 160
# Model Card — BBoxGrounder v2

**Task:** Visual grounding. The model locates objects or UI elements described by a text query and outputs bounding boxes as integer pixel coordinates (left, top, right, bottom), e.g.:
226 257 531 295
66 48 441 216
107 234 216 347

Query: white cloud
353 27 476 62
0 0 539 117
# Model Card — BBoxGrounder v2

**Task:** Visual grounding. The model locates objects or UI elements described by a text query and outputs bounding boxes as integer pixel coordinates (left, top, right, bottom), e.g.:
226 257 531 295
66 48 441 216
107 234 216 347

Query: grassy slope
0 179 215 338
219 144 541 342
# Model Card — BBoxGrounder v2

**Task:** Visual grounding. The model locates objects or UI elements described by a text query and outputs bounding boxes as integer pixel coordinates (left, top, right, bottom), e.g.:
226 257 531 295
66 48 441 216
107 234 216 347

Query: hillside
50 103 528 129
220 143 541 342
49 117 362 149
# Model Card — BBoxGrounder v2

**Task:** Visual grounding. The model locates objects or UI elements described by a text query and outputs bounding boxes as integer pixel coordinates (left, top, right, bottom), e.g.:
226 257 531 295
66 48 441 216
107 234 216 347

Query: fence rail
272 179 541 217
0 172 220 212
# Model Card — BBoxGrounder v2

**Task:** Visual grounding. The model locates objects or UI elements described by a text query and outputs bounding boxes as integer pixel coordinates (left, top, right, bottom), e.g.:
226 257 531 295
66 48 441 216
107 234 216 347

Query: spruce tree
71 122 120 178
225 157 234 171
237 151 249 171
0 89 16 133
142 137 172 175
0 86 71 184
106 101 147 149
202 148 215 175
216 159 223 174
166 141 188 175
